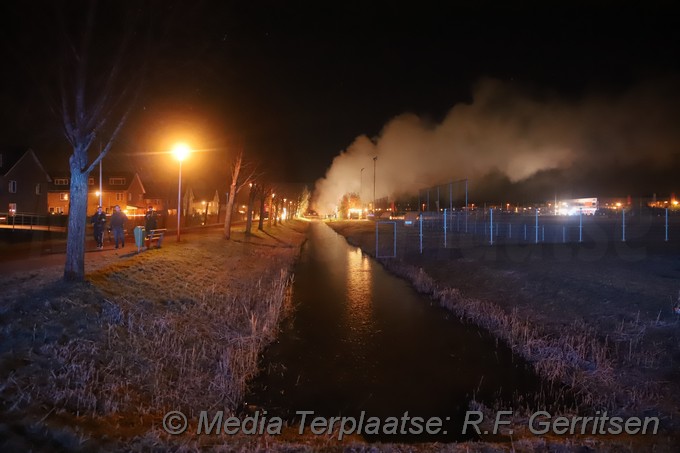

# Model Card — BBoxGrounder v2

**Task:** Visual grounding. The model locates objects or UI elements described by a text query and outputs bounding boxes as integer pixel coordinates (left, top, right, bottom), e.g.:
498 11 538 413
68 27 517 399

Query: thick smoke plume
313 77 680 214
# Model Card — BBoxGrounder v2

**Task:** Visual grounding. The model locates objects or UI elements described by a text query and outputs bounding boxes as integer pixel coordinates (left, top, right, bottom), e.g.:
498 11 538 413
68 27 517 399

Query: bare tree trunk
268 194 274 228
64 157 89 280
223 188 236 239
223 151 242 240
258 188 266 231
245 184 256 235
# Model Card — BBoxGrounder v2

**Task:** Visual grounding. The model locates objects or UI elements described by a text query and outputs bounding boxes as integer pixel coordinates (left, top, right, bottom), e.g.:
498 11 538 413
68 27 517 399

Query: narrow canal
245 221 555 442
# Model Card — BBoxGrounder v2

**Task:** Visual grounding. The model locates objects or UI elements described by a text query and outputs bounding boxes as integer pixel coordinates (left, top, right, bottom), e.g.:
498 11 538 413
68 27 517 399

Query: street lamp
373 156 377 214
173 143 190 242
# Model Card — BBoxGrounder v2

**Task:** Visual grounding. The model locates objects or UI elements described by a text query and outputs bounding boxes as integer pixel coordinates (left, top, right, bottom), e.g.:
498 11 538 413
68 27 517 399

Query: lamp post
360 167 365 206
98 159 103 207
372 156 377 214
173 143 190 242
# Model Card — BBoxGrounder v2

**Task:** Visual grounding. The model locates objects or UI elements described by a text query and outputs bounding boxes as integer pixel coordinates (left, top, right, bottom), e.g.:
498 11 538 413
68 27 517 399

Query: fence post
666 208 669 242
489 208 493 245
465 178 468 233
542 225 545 242
535 210 539 244
622 208 626 242
419 213 423 254
444 208 447 248
579 209 583 242
524 224 527 241
449 183 453 231
375 220 379 256
509 223 512 239
563 226 566 243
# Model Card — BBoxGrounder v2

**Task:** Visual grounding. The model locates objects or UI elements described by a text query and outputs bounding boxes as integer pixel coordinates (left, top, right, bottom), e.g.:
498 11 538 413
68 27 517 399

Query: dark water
245 222 554 442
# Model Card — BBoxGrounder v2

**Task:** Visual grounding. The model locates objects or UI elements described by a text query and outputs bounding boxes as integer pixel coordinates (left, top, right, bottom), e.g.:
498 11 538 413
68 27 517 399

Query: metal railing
374 209 680 258
0 212 67 232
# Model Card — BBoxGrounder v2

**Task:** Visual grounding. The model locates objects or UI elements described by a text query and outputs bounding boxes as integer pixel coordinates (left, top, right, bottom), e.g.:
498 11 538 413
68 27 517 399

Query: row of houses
0 147 221 221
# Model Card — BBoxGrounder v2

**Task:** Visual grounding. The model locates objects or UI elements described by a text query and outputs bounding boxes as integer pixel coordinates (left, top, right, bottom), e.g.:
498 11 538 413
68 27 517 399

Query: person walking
91 206 107 249
110 205 128 249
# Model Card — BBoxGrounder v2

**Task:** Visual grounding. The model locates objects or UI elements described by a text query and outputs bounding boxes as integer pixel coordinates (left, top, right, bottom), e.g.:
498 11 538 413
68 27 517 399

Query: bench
145 228 166 250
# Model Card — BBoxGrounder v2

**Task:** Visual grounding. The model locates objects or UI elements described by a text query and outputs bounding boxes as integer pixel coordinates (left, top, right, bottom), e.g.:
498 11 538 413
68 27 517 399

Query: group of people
91 205 158 249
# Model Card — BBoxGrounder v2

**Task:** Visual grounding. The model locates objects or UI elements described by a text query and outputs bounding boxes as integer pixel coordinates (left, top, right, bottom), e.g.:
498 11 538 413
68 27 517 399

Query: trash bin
134 226 145 252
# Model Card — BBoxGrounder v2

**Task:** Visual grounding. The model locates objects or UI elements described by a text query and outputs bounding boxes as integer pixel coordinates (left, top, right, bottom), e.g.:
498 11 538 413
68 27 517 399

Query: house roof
191 187 219 201
0 147 52 181
142 185 170 199
0 147 26 175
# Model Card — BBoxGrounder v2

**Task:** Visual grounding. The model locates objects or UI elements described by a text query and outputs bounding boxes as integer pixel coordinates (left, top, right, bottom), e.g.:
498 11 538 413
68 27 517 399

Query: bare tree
59 3 143 281
298 186 311 217
258 185 270 231
223 148 257 239
244 182 257 235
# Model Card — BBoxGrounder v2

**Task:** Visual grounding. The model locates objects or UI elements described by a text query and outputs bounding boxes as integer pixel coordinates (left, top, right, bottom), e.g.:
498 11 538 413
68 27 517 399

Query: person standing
144 205 157 238
91 206 107 249
110 205 127 249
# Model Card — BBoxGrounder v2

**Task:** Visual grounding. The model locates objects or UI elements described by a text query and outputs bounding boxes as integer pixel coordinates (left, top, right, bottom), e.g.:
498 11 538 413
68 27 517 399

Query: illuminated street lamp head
173 143 191 161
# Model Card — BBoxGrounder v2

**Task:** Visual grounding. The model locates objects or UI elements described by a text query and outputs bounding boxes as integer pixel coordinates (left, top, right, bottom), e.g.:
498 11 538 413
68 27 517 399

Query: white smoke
312 77 680 214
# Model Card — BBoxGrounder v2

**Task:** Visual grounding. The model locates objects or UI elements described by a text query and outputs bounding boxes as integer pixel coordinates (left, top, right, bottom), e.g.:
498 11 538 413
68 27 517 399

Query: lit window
54 178 69 185
9 180 17 193
60 193 69 201
9 203 17 214
88 178 94 185
116 192 124 201
109 178 125 185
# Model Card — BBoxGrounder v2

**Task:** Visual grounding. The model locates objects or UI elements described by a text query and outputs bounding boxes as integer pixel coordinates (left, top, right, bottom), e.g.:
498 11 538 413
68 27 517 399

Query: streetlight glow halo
173 143 191 161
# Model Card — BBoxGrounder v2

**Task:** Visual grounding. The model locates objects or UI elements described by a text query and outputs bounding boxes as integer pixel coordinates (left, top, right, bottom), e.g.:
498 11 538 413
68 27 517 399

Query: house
47 171 146 216
187 187 221 225
0 147 51 215
142 182 171 214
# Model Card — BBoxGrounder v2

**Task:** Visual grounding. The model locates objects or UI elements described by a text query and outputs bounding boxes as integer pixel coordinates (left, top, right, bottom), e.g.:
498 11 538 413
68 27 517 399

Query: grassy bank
327 220 679 451
0 221 315 451
2 218 677 451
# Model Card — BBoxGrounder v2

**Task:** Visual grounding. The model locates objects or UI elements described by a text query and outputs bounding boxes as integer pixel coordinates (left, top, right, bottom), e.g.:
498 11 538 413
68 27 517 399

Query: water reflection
346 248 372 340
245 222 551 443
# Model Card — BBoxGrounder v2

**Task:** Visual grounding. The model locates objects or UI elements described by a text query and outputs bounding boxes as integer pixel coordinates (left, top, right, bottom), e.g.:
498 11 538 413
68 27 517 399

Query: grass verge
0 221 309 451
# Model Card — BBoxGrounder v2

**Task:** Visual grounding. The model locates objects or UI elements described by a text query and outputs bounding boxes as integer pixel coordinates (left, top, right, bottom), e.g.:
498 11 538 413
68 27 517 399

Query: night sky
2 1 679 207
